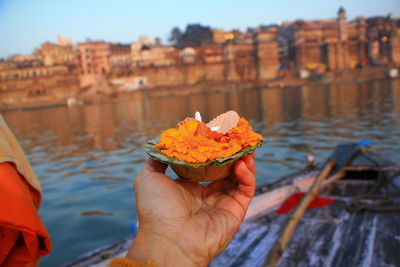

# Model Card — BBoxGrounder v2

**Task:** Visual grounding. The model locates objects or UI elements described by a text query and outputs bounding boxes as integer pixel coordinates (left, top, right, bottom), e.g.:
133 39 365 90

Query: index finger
134 158 167 187
233 158 256 200
146 158 168 174
241 154 256 177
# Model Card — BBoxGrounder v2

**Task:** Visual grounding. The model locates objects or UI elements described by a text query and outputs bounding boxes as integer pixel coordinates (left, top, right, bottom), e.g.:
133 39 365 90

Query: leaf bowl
145 137 263 182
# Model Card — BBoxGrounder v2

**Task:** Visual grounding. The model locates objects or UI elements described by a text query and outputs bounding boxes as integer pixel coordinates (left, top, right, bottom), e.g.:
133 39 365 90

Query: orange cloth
109 258 157 267
0 162 51 267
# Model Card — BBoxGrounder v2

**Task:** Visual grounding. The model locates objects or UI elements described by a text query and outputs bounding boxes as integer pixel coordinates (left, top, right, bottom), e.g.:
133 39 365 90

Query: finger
242 155 256 176
134 158 167 188
206 175 239 200
206 157 253 194
147 158 168 174
215 160 255 221
234 159 256 199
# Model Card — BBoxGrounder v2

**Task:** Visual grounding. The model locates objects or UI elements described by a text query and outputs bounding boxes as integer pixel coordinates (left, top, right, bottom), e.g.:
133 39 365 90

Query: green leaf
144 137 263 168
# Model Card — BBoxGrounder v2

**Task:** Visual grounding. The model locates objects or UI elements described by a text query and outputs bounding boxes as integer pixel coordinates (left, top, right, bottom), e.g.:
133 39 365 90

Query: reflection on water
80 210 114 217
3 79 400 266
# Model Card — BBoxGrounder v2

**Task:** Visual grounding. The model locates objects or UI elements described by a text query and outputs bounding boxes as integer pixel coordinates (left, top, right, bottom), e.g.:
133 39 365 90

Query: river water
3 79 400 266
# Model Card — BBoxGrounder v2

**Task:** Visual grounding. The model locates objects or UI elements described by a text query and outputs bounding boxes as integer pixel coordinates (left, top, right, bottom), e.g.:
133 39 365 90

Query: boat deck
210 179 400 267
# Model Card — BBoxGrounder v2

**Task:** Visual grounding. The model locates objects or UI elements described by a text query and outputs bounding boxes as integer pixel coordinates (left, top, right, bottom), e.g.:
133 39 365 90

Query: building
232 28 255 44
196 45 224 64
367 16 400 66
0 65 79 107
0 65 69 81
254 27 280 80
282 8 400 73
131 44 177 67
109 43 132 72
223 43 258 81
180 47 197 63
76 41 111 75
321 10 369 70
211 29 235 44
0 60 17 71
139 36 153 46
0 37 79 107
40 42 77 66
56 35 73 46
8 53 42 68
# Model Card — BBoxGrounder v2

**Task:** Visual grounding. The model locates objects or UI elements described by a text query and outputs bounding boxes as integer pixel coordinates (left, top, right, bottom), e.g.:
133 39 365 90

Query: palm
134 157 256 264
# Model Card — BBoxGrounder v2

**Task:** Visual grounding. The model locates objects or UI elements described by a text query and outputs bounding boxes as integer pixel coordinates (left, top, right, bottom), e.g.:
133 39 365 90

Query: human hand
126 154 256 267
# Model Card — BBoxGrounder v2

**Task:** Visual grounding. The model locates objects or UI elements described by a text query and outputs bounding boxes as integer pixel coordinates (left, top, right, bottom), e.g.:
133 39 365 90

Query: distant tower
155 37 162 46
338 7 347 42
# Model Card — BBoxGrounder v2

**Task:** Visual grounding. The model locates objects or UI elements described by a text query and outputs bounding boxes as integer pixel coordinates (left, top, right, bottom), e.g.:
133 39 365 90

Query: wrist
126 230 207 267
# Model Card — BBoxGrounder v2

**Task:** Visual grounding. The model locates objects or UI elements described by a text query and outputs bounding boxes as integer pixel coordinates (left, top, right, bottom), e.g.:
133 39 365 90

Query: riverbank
0 66 395 112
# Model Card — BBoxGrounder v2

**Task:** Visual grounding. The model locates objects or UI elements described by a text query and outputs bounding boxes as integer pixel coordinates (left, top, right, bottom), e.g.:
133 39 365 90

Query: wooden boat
63 143 400 267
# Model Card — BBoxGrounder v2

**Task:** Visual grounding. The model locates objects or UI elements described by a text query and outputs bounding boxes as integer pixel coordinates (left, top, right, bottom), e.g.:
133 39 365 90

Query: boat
62 143 400 267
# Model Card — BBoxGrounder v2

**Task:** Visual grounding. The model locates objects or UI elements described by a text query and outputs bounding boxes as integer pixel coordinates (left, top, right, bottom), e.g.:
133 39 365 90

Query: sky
0 0 399 58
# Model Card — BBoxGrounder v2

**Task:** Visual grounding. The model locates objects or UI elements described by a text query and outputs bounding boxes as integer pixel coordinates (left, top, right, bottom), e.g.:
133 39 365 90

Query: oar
263 159 336 267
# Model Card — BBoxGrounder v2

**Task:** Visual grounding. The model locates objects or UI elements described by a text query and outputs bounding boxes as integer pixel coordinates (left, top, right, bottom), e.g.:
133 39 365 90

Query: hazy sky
0 0 399 58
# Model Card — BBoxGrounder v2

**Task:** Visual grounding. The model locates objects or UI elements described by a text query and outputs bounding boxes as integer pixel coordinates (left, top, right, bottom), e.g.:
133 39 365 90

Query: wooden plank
368 211 400 266
210 222 270 267
239 213 290 267
277 200 351 267
210 211 289 267
331 211 377 267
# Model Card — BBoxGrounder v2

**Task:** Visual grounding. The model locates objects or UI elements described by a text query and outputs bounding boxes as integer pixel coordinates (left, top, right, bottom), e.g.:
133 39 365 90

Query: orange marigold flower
155 117 263 164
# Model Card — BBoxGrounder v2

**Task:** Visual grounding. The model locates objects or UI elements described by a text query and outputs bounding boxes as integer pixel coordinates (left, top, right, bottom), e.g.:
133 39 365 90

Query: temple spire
338 7 347 42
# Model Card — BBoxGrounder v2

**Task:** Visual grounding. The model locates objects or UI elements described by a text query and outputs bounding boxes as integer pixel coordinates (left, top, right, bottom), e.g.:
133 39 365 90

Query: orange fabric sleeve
109 258 157 267
0 162 51 266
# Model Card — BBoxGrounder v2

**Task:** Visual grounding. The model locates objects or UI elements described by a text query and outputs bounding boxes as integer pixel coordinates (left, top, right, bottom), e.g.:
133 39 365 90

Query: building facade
131 44 177 67
0 65 79 107
77 41 111 75
283 8 400 72
255 27 280 80
109 43 132 73
40 42 77 67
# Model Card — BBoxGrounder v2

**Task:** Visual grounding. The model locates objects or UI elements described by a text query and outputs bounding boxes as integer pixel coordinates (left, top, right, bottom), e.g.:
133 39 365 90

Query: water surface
3 79 400 266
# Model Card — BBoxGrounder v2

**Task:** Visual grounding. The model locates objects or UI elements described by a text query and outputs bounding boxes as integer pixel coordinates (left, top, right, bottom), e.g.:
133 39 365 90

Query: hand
126 155 256 267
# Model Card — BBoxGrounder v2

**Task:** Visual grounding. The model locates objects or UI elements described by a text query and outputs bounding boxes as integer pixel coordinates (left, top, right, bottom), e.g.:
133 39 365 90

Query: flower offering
145 111 263 182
